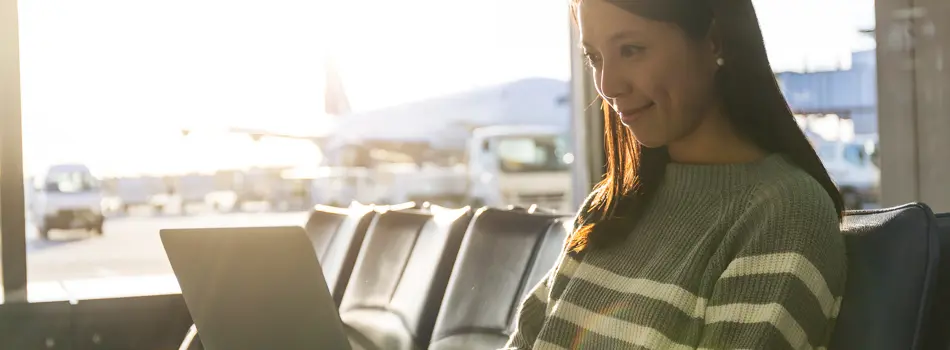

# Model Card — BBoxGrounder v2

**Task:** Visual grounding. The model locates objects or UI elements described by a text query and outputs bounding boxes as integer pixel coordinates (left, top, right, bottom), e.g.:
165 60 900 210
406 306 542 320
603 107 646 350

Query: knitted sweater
505 153 847 350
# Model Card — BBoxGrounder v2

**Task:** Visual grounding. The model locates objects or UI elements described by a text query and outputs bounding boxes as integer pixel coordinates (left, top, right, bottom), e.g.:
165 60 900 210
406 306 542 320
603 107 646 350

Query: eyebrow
580 30 646 50
609 30 645 42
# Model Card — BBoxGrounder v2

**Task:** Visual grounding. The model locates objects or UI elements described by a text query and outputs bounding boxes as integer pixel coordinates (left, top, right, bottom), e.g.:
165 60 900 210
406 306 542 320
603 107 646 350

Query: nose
595 59 631 100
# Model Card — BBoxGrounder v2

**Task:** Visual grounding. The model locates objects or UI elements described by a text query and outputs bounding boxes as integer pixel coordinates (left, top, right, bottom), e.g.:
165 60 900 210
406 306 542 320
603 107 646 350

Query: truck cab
813 139 881 209
29 163 106 240
467 125 574 212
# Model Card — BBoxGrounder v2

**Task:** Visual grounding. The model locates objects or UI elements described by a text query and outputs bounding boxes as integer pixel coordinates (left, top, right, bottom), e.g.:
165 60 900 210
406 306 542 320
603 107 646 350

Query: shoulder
725 161 848 296
746 160 839 229
732 160 843 258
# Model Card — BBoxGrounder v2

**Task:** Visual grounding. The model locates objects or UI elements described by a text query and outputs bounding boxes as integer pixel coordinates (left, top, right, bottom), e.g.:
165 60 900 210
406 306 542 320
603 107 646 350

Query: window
843 144 867 166
755 0 884 209
16 0 572 285
496 136 573 173
816 142 838 162
4 0 947 308
40 171 100 193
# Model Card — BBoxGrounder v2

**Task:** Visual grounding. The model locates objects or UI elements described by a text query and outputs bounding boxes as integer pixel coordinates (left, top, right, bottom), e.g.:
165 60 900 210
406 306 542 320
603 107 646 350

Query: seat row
181 202 950 350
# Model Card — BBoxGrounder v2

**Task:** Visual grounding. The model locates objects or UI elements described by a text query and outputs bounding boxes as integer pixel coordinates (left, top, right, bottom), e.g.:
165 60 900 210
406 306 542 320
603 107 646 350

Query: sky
15 0 877 177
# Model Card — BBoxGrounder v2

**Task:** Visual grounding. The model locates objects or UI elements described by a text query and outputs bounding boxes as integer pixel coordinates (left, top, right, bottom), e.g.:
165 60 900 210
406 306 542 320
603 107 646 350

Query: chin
625 128 668 148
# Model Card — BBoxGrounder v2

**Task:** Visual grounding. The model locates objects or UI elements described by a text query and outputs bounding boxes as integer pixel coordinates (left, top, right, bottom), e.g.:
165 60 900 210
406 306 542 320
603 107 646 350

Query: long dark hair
566 0 845 254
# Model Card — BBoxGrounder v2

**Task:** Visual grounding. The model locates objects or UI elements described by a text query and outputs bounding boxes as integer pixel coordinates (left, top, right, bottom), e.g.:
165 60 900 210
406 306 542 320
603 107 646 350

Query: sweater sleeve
504 267 555 349
698 179 847 350
504 190 598 349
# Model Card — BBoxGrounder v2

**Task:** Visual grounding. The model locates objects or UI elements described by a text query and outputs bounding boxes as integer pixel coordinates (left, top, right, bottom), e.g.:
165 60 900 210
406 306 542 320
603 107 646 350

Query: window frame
1 0 947 305
1 0 28 303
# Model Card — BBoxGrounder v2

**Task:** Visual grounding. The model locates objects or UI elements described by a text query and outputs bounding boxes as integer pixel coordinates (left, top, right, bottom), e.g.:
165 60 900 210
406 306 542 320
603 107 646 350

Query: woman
505 0 846 349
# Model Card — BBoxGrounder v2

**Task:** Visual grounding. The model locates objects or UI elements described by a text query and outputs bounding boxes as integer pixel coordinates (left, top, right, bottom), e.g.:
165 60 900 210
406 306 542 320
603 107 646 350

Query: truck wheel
90 216 105 236
38 221 51 241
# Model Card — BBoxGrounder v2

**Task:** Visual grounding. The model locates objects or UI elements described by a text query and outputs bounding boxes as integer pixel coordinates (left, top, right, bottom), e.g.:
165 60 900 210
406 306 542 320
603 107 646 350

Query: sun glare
16 0 864 177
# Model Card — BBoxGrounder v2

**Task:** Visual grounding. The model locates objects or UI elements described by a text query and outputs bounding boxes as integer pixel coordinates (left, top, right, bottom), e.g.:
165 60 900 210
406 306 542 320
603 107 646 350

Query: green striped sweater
505 153 847 350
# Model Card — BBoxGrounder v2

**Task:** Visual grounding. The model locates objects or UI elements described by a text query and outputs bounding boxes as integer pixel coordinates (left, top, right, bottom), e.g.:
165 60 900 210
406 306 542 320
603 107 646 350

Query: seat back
304 203 377 306
428 208 568 350
178 202 412 350
924 212 950 349
340 205 473 349
0 301 71 350
831 203 941 350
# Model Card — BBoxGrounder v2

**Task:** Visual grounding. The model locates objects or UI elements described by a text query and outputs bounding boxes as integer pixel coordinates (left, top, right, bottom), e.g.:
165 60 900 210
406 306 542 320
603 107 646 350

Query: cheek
656 63 713 126
627 63 667 105
631 62 678 120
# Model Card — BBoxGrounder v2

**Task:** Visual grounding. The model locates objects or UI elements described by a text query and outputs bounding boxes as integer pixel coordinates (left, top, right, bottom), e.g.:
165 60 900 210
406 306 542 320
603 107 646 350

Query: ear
706 20 724 63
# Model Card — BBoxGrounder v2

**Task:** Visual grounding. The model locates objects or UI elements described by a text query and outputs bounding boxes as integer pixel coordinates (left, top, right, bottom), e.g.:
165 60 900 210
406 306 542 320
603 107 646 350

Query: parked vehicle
28 164 106 240
813 138 880 209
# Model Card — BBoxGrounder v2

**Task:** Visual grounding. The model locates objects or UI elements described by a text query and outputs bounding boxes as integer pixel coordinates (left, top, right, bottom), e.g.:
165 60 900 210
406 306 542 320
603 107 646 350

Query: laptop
161 226 352 350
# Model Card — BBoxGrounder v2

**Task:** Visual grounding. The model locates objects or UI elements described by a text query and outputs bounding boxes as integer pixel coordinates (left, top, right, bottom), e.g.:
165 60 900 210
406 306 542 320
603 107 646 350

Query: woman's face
577 0 721 148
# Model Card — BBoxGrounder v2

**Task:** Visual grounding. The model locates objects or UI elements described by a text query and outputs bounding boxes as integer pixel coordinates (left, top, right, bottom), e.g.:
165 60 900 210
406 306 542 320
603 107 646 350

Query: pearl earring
716 57 725 66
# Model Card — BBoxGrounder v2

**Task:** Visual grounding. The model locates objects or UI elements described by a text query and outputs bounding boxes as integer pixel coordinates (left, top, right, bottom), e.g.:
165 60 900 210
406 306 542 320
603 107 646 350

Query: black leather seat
831 203 942 350
305 202 379 306
428 207 568 350
341 205 473 350
180 202 396 350
0 301 71 350
924 212 950 349
72 294 193 350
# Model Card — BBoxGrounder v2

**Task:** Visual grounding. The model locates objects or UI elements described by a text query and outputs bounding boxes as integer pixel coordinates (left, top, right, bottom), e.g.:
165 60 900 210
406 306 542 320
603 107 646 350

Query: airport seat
305 202 379 306
428 207 569 350
340 205 473 350
0 301 71 350
831 203 942 350
179 202 404 350
72 293 194 350
924 212 950 349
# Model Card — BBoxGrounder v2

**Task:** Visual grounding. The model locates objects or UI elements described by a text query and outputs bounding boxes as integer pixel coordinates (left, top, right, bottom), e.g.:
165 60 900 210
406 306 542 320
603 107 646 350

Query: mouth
619 102 655 124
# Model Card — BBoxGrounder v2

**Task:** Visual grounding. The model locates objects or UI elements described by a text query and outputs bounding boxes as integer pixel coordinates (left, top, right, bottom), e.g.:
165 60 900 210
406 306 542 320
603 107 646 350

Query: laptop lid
161 226 351 350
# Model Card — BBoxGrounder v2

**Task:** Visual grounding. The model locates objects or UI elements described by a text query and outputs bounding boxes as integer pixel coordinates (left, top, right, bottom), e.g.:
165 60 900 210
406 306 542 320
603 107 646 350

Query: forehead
577 0 660 47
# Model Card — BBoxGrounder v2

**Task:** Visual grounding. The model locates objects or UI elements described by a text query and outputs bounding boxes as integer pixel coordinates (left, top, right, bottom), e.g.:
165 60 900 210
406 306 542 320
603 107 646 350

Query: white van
466 125 574 213
29 164 106 240
813 139 881 209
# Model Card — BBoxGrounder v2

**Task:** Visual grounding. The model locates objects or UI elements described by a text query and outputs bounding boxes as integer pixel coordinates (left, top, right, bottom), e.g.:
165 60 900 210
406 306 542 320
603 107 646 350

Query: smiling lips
619 102 655 124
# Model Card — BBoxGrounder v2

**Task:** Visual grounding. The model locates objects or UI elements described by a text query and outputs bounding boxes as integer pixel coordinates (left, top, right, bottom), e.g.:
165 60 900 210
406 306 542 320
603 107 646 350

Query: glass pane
497 136 572 173
760 0 881 209
18 0 572 283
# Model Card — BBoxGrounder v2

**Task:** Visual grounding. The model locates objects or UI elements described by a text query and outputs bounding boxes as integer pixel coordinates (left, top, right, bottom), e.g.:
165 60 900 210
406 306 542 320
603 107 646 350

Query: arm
505 191 598 349
504 269 555 349
698 182 847 350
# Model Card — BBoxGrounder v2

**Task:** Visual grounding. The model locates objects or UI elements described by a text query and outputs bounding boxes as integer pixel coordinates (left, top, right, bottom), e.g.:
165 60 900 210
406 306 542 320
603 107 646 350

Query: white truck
310 125 574 213
28 164 106 240
813 138 881 209
465 125 574 213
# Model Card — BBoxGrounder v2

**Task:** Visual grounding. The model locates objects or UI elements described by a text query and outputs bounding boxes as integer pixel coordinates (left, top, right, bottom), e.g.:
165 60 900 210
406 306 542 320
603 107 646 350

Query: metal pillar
0 0 28 302
876 0 950 213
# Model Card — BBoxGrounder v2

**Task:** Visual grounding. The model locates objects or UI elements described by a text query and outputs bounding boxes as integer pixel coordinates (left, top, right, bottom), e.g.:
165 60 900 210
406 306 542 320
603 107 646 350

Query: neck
666 108 766 165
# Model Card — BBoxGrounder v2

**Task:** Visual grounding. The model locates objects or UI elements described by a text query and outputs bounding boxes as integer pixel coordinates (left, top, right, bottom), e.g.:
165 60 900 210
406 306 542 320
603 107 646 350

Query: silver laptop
161 226 351 350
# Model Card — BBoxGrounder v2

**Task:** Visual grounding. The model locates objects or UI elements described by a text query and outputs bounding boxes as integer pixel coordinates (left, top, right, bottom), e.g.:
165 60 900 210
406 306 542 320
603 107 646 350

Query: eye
620 44 645 58
582 51 602 68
